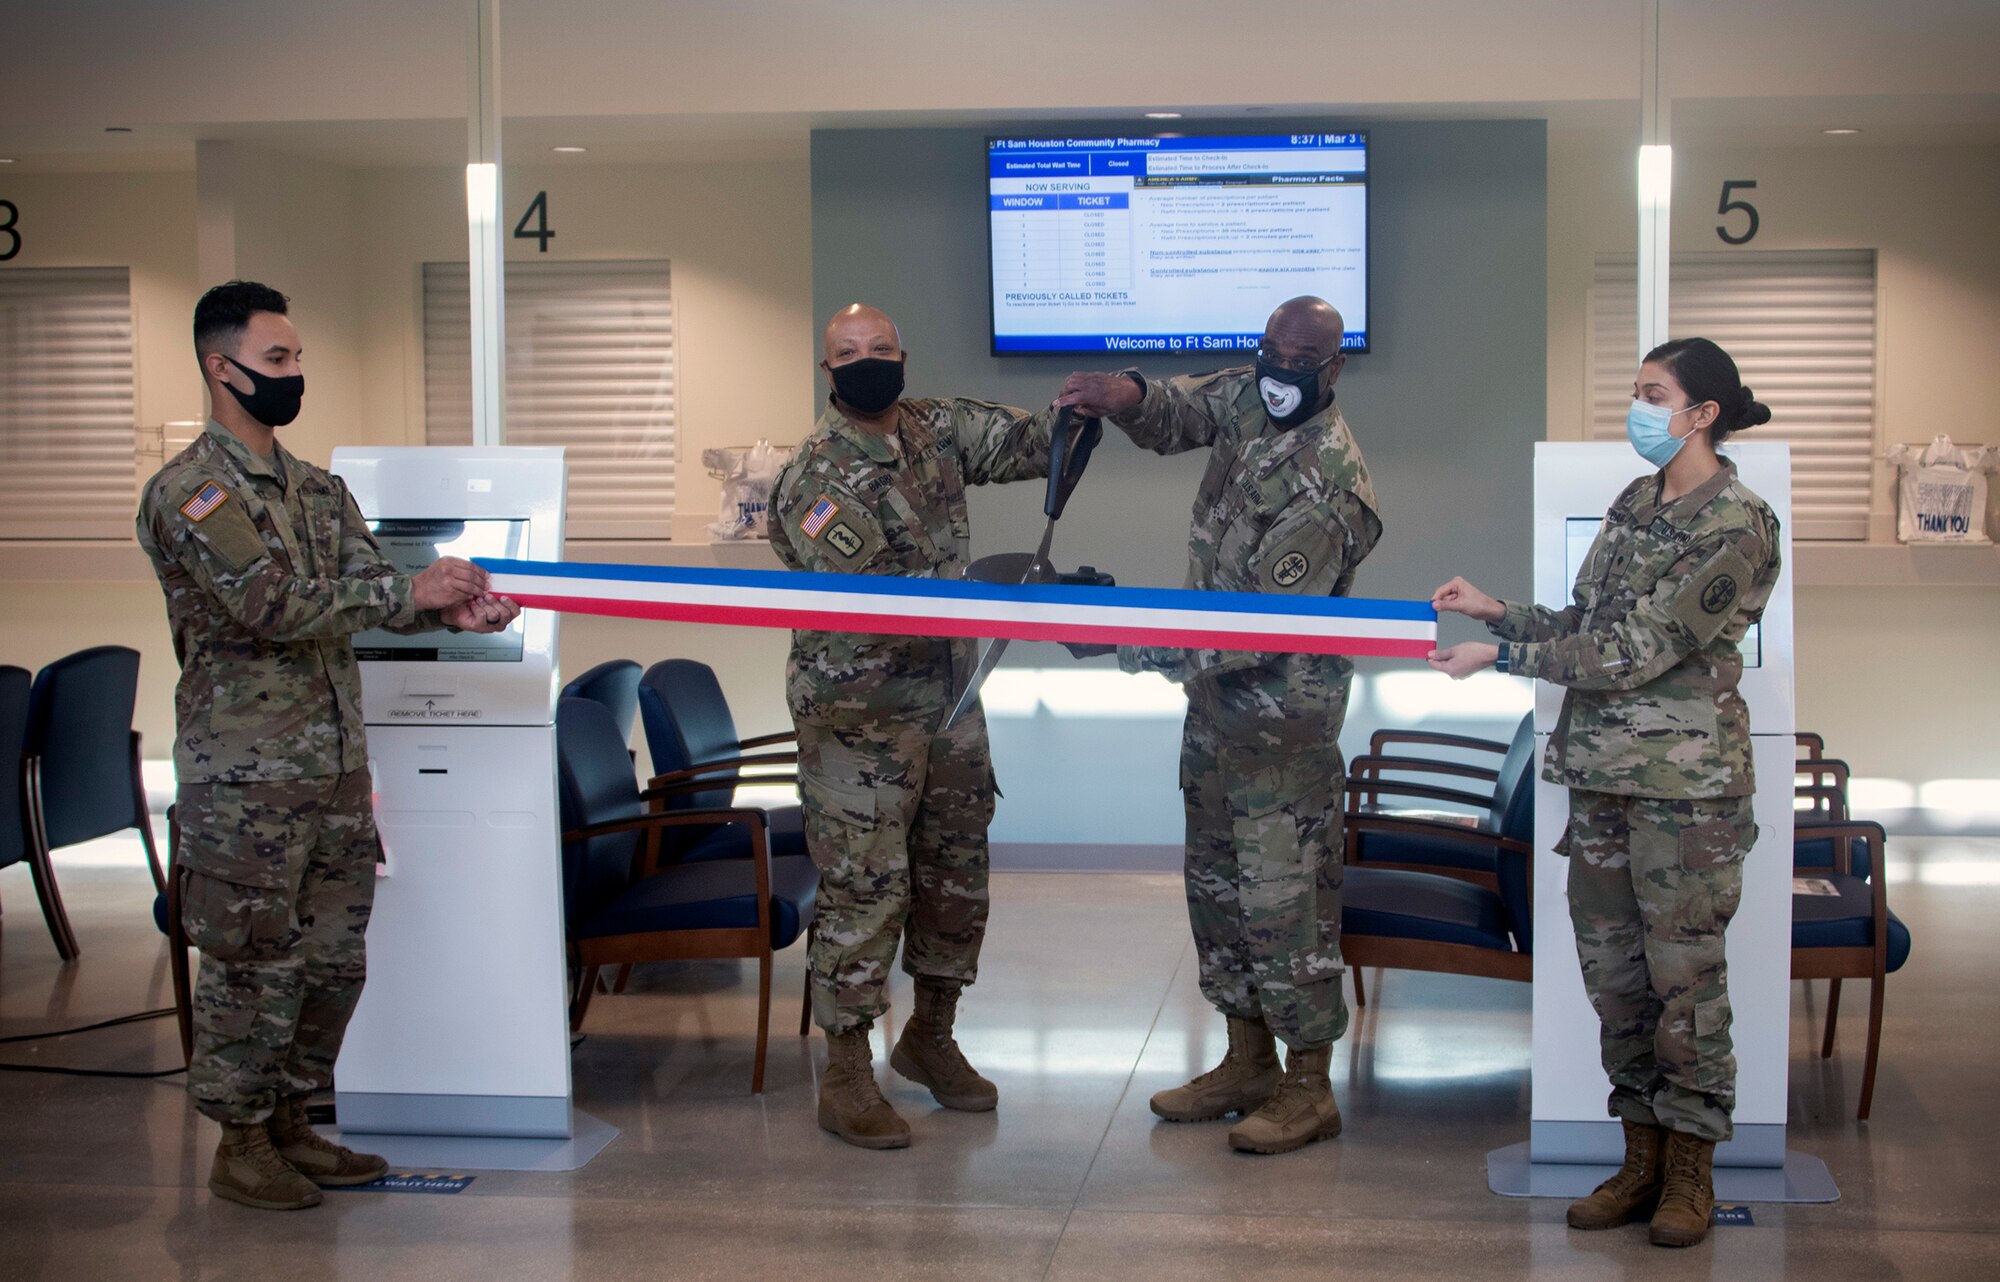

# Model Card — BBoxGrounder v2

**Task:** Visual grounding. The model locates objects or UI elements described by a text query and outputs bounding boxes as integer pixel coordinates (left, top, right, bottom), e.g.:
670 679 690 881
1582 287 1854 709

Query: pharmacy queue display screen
987 133 1369 356
352 518 528 663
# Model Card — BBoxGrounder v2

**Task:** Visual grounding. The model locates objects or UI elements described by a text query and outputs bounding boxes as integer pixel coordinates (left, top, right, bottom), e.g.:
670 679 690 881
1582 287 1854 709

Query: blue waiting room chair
1345 713 1536 893
561 658 644 750
1339 837 1534 1009
3 663 83 959
637 658 803 867
25 646 165 918
556 696 817 1093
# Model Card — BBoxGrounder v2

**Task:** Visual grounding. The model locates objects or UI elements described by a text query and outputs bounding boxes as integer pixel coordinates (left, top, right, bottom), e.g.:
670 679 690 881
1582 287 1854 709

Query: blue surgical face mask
1625 399 1701 468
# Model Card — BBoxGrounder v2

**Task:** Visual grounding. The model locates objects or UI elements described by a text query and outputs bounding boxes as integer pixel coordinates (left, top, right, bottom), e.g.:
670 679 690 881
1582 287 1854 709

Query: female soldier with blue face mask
1427 337 1780 1249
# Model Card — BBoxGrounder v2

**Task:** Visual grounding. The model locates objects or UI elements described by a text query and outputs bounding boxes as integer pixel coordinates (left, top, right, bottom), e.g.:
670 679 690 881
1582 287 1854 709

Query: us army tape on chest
476 559 1437 659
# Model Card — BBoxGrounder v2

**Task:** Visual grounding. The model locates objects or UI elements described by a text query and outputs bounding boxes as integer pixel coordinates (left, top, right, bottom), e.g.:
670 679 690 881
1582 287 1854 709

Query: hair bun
1735 386 1771 429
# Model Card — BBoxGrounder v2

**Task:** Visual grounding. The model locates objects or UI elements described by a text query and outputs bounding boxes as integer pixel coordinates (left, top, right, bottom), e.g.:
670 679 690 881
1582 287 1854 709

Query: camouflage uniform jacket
135 420 440 784
1491 461 1782 799
1112 368 1384 752
770 396 1057 727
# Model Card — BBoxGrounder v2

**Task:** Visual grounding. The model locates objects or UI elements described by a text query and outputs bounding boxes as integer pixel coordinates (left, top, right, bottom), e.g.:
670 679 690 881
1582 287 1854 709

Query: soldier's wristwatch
1493 645 1509 675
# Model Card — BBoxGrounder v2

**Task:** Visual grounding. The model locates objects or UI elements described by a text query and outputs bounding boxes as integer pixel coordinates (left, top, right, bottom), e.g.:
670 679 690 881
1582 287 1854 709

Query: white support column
1636 0 1671 360
467 0 505 448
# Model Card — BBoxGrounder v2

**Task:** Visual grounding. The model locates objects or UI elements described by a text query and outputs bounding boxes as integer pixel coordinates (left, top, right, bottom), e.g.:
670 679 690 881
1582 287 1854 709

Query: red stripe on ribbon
507 592 1435 660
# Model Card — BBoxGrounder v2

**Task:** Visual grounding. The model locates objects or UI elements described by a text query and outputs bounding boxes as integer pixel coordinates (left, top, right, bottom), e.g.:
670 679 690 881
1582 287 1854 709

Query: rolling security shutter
0 267 136 540
1589 250 1876 541
424 259 675 540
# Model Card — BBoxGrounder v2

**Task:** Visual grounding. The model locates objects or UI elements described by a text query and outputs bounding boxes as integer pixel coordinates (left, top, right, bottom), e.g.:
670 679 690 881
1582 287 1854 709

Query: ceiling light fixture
104 126 132 133
1244 106 1275 114
0 158 15 164
1822 128 1862 136
1143 112 1182 120
552 145 588 153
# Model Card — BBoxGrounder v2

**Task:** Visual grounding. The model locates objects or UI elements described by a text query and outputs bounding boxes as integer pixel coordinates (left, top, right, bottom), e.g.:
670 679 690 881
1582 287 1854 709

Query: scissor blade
942 636 1011 731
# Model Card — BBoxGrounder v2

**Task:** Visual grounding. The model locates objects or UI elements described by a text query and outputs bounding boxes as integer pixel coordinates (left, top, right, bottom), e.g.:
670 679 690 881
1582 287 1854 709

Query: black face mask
1254 355 1332 426
221 354 305 428
827 357 906 416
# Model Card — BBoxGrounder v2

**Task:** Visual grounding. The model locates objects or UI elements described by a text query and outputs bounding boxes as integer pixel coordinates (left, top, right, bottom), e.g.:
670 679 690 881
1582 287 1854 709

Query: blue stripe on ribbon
475 558 1437 625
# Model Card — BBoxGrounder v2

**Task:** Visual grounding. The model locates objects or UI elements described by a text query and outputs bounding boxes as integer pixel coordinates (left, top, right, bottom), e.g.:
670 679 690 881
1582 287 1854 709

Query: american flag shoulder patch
800 495 840 539
179 481 229 523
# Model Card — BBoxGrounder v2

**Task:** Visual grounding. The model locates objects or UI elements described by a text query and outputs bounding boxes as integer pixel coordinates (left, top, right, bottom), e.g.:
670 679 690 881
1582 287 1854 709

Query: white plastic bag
1885 435 1998 544
702 440 794 540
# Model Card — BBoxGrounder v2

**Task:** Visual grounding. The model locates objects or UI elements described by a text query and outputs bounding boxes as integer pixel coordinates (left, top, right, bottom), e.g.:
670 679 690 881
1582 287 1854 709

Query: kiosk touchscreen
330 447 573 1141
1490 441 1827 1199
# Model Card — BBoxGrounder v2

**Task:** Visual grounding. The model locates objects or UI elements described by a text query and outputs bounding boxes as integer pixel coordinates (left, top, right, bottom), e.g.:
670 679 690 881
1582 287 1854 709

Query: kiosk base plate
332 1107 618 1172
1485 1140 1839 1203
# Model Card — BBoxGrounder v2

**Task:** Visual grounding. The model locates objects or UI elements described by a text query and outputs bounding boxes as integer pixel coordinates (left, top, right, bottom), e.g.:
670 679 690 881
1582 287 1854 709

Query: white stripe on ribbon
479 559 1437 659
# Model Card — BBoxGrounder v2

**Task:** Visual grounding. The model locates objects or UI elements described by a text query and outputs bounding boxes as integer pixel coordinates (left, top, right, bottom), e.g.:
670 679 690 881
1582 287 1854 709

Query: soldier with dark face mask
136 280 519 1210
770 304 1064 1150
1430 336 1781 1249
1058 296 1383 1157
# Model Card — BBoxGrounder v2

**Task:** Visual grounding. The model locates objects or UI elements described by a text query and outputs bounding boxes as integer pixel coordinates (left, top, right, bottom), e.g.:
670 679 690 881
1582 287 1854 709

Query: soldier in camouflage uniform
771 304 1060 1150
136 281 517 1210
1058 297 1382 1155
1431 337 1781 1248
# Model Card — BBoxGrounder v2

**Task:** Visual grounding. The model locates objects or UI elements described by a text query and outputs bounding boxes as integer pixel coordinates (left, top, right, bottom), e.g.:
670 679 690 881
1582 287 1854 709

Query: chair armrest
1348 753 1501 785
1346 811 1530 854
647 752 799 789
738 730 798 750
566 808 779 923
643 772 799 802
1791 820 1888 951
1343 778 1496 813
1794 784 1847 823
1796 731 1825 760
1794 759 1850 796
1367 729 1509 757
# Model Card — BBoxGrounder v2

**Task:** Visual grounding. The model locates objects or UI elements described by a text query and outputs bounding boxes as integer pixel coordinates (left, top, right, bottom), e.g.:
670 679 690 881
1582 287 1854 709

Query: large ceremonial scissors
941 407 1102 731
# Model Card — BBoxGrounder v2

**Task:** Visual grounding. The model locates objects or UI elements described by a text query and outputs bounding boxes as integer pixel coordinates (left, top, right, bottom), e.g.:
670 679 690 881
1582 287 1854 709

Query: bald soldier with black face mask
1059 296 1383 1157
769 304 1065 1151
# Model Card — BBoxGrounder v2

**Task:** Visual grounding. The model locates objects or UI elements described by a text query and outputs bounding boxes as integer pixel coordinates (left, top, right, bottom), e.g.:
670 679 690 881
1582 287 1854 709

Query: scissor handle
1044 407 1102 521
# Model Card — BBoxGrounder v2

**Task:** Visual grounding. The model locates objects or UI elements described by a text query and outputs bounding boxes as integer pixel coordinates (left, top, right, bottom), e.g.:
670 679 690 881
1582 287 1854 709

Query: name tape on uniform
475 559 1438 659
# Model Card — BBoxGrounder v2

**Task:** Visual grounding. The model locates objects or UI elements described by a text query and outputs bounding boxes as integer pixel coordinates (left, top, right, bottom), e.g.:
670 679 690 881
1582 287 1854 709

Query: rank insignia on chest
825 522 865 559
801 495 840 538
180 481 229 522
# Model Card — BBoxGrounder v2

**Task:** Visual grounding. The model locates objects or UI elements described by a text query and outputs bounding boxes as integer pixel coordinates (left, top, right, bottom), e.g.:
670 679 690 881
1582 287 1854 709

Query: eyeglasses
1256 348 1337 375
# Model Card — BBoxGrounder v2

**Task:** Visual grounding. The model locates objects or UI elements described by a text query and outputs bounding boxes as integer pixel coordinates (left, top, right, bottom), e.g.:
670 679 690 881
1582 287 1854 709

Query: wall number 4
1716 180 1759 245
513 190 554 252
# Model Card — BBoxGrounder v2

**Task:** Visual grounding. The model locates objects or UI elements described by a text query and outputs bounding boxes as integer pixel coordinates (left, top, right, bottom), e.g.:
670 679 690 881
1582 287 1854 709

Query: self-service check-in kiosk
1490 441 1834 1201
329 447 577 1145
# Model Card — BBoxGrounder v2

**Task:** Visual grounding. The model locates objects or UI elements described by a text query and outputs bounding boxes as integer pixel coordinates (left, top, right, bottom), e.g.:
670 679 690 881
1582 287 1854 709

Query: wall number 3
1716 180 1759 245
0 200 20 261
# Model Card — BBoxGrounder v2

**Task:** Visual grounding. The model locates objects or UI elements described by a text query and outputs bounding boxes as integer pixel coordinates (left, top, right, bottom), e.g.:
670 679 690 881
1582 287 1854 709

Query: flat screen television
352 517 528 663
987 132 1369 356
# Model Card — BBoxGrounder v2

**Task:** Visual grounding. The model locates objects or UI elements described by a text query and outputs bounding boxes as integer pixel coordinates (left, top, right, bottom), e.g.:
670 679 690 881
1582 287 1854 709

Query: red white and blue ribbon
477 559 1437 659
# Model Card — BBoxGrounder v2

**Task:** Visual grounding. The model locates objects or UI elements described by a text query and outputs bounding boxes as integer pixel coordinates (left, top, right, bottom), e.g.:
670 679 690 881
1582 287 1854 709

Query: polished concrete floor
2 828 1996 1280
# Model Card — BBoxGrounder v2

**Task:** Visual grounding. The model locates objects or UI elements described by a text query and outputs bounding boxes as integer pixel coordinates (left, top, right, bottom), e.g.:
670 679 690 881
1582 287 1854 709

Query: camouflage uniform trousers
177 769 379 1125
1564 787 1756 1142
795 706 995 1035
1180 702 1349 1051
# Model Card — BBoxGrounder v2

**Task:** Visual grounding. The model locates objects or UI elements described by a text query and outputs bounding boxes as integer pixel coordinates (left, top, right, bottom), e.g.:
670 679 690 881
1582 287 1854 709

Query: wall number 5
1716 180 1759 245
0 200 20 262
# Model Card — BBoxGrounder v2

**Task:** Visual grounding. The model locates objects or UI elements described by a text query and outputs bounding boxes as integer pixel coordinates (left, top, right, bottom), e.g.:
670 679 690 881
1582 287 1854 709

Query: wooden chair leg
26 837 80 961
613 963 634 994
1858 976 1885 1121
752 948 773 1094
1822 977 1843 1058
799 971 813 1037
131 731 165 894
1352 967 1368 1008
570 964 601 1033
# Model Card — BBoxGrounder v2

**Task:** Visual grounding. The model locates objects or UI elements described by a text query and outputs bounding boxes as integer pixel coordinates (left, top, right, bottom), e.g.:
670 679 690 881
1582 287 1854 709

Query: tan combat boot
1649 1129 1718 1248
889 979 998 1112
208 1120 324 1210
1227 1043 1342 1154
1150 1016 1281 1122
819 1027 912 1150
1566 1119 1666 1229
267 1095 390 1187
